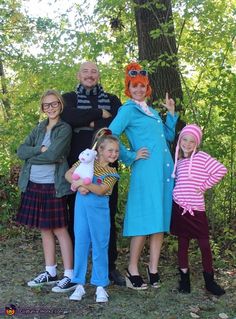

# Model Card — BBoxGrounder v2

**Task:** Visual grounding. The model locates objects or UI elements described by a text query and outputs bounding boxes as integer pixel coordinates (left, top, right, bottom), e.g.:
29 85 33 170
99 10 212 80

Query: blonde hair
95 135 119 154
40 89 64 113
178 144 200 160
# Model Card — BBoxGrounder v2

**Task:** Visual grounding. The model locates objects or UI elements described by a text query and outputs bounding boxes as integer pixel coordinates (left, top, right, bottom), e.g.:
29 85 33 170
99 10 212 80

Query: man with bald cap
61 61 125 286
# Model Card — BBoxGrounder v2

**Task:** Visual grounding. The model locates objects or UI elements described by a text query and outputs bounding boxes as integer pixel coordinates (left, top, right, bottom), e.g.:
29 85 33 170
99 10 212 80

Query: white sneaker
96 286 109 303
69 285 85 301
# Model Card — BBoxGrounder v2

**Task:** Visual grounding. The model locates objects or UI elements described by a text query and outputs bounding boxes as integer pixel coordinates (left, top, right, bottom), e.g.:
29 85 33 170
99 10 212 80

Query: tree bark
134 0 183 110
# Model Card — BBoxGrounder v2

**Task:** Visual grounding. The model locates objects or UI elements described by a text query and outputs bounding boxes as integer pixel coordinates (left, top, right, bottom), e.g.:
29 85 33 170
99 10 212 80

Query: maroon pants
178 236 213 273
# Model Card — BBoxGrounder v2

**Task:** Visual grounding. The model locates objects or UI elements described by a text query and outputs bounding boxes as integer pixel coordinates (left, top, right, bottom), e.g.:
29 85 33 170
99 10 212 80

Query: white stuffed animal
71 148 97 191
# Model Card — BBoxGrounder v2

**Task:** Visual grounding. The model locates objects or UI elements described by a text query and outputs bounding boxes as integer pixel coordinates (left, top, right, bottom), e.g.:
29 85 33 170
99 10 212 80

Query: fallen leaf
219 314 228 319
189 306 200 313
190 312 200 318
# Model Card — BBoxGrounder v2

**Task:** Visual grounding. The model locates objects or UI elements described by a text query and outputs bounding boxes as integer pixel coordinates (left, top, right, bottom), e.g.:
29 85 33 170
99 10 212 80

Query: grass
0 226 235 319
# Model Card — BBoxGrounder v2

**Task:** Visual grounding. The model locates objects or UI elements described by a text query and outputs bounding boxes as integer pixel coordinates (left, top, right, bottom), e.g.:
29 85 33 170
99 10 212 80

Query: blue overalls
72 173 119 287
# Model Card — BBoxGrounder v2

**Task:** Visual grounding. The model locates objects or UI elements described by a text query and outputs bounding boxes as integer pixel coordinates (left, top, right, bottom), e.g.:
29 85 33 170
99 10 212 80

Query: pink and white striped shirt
173 151 227 215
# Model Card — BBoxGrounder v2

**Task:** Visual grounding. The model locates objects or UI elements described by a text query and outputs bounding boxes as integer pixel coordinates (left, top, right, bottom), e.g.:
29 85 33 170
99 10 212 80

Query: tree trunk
134 0 183 110
0 59 11 120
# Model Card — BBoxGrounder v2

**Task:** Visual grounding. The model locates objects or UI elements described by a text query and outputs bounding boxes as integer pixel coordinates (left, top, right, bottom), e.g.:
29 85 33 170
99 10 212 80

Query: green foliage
0 173 20 231
0 0 235 261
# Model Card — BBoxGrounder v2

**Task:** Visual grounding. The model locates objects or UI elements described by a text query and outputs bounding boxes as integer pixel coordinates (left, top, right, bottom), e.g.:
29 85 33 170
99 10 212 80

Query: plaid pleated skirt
16 181 68 229
170 201 209 239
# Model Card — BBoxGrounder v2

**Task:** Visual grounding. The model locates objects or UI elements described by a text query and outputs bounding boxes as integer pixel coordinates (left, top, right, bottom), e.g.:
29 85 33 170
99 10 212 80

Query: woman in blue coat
109 62 178 290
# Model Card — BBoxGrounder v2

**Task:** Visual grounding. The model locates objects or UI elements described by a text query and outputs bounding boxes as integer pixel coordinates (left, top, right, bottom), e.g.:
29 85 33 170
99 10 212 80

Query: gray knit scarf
76 84 111 110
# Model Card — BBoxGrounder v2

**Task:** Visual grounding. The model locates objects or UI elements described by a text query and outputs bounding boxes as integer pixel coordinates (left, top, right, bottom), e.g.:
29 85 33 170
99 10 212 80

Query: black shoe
51 276 78 293
109 269 126 286
178 268 191 293
203 271 225 296
146 267 161 288
27 271 58 287
125 268 148 290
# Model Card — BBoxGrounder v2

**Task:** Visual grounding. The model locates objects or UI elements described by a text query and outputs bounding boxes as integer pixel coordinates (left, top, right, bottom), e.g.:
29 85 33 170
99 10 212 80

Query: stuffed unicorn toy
71 127 112 192
71 148 97 191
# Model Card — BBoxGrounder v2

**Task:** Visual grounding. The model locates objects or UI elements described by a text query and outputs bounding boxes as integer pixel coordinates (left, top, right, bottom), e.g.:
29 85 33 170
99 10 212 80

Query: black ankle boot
203 271 225 296
178 268 191 293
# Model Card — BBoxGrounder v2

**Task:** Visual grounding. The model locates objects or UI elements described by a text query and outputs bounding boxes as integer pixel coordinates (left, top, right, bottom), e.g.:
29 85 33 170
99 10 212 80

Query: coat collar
37 118 64 130
126 99 159 119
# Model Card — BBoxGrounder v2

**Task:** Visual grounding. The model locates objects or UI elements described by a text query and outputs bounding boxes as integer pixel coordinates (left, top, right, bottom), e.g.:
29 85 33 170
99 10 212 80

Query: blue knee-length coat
109 99 178 236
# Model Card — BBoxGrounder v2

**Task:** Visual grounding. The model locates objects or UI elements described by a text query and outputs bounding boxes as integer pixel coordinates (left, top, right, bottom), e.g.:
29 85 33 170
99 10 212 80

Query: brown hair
40 89 64 113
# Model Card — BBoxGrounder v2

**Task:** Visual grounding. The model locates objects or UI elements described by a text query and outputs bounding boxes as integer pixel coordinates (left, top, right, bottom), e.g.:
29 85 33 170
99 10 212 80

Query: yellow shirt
73 160 119 195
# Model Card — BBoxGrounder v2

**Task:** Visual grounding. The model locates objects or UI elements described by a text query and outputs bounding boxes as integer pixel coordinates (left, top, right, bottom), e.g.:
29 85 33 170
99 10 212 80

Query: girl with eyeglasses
16 90 77 293
109 62 179 290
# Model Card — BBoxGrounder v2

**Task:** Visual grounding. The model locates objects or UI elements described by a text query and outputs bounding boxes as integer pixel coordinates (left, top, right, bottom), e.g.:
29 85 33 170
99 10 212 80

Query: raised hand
162 92 175 116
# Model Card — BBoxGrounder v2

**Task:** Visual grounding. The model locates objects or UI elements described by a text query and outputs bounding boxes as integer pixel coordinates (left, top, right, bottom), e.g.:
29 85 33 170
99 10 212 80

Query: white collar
132 99 153 116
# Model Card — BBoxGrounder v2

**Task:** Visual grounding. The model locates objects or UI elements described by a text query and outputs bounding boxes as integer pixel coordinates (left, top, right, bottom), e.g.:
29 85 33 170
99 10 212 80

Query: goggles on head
128 70 148 77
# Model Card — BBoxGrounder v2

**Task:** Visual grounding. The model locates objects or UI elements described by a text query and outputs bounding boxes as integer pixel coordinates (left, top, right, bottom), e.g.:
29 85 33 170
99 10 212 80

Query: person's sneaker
95 286 109 303
109 269 126 286
27 271 58 287
51 276 78 293
69 285 86 301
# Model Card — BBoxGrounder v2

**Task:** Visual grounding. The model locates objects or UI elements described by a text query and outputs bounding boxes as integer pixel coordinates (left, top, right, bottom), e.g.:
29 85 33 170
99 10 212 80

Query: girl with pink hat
171 124 227 296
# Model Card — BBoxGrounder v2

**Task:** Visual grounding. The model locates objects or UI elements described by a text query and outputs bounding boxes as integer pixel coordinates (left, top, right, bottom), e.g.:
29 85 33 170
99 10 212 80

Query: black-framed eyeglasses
42 101 60 110
128 70 148 77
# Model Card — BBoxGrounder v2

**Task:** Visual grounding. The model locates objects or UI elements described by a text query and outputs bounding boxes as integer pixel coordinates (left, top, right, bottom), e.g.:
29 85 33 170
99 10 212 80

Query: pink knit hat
171 124 203 179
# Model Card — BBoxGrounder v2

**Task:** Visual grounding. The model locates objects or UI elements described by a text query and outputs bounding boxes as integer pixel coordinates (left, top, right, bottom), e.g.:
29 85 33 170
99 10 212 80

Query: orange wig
124 62 152 98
